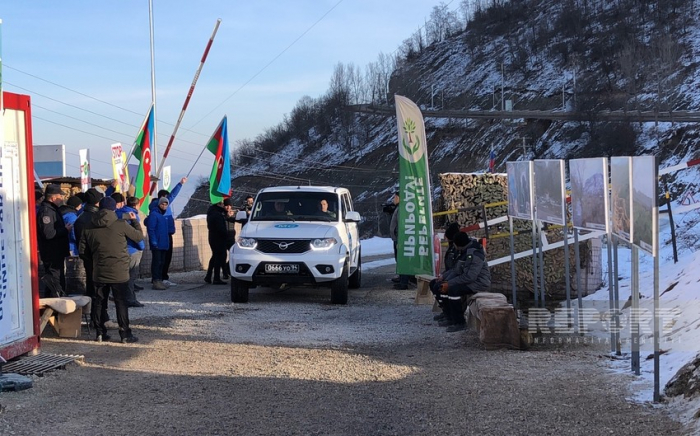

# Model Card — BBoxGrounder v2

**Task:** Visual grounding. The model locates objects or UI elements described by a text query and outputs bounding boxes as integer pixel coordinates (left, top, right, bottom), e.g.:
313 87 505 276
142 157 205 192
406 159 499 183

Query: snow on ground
360 237 396 271
363 228 700 428
360 237 394 257
577 211 700 403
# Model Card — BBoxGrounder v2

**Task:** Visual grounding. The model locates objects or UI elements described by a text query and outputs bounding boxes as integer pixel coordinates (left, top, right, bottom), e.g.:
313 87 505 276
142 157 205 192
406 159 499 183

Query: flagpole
149 18 221 195
125 105 154 164
185 116 225 178
186 147 209 179
149 0 158 192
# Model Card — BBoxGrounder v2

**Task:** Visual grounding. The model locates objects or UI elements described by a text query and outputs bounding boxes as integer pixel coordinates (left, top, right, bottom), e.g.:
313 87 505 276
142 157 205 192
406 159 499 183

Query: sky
0 0 456 213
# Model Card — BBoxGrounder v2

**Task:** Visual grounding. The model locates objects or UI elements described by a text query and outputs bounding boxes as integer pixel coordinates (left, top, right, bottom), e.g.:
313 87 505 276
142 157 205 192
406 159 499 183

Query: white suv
229 186 362 304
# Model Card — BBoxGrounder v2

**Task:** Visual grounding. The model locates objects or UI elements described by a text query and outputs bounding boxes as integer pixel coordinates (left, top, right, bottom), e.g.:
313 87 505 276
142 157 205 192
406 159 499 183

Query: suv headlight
238 237 257 249
311 237 337 250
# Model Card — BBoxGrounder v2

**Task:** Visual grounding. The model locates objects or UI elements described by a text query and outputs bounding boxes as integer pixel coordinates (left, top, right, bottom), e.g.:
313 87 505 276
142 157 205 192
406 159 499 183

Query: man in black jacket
222 198 237 279
74 188 103 298
242 195 254 216
430 222 461 323
432 232 491 332
37 184 71 297
80 196 144 343
204 201 229 284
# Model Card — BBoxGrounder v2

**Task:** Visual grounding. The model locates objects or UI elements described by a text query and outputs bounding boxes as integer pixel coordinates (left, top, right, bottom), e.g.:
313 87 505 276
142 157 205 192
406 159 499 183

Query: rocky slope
181 0 700 246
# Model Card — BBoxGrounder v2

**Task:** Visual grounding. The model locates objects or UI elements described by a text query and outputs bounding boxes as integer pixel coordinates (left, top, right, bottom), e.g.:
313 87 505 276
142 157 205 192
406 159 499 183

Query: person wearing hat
116 196 146 307
80 196 143 343
148 177 188 286
111 192 126 210
204 200 229 284
74 191 86 206
431 231 491 332
37 184 71 298
75 187 104 298
241 195 254 216
145 196 171 290
35 188 45 215
430 222 462 323
59 195 84 256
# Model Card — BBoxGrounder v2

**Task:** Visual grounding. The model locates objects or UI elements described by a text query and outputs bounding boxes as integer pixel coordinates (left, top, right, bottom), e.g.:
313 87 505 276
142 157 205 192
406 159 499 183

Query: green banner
395 95 434 276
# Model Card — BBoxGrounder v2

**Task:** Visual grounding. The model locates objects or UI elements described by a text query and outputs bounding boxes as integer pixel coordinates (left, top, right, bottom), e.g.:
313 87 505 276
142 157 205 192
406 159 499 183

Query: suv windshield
251 192 340 222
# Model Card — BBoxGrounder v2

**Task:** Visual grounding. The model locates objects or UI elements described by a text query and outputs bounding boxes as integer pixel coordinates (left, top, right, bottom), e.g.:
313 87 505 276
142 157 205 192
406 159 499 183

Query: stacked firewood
437 172 595 302
437 173 509 225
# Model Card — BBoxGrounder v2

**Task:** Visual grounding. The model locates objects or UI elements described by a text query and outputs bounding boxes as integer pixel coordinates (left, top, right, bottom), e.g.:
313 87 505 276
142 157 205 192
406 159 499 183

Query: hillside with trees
182 0 700 248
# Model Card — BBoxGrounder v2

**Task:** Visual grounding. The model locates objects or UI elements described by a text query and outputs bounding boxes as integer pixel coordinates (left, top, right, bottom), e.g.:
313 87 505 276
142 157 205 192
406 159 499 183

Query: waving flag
206 116 231 204
488 147 495 173
133 105 154 214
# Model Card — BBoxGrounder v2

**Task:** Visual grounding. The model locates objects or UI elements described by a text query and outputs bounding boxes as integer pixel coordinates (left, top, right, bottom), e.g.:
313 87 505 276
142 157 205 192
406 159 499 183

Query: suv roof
258 186 348 195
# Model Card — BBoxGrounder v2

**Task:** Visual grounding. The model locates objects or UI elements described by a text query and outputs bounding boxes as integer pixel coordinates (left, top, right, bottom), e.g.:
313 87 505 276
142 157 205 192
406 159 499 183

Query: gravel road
0 262 688 435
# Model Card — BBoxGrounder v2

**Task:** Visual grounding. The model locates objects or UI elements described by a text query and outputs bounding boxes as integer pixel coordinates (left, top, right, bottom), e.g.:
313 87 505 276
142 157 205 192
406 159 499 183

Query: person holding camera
242 195 254 216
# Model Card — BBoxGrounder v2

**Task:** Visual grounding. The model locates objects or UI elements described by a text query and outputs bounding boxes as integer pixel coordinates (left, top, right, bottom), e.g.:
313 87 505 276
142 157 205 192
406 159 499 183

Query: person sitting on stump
431 222 461 322
430 231 491 332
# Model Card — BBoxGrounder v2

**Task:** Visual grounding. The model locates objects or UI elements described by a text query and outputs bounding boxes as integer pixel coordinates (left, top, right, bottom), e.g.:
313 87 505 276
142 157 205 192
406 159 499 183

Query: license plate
265 263 299 274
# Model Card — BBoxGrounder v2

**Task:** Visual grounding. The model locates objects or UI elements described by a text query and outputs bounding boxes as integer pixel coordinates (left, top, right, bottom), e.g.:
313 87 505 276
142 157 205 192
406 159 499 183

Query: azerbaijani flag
488 147 495 173
206 116 231 204
133 105 154 215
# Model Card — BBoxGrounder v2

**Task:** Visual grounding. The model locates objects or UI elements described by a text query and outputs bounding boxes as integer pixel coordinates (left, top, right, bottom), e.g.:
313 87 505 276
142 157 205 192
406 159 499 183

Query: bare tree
364 61 381 104
328 62 351 106
426 3 462 44
618 42 641 111
397 37 417 61
651 35 682 112
346 63 366 105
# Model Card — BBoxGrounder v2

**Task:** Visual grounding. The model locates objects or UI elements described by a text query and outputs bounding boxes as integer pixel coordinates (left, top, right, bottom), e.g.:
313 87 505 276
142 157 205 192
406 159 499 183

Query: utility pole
501 62 505 111
562 75 566 110
573 68 577 108
375 195 380 235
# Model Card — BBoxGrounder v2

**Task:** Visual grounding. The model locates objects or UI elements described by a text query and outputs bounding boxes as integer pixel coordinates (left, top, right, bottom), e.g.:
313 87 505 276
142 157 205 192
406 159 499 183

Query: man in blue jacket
148 177 187 286
145 197 171 290
59 195 83 256
116 195 146 307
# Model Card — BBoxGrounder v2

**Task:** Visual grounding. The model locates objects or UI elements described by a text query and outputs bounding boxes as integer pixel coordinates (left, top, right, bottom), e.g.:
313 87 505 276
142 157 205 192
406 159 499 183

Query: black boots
446 298 466 332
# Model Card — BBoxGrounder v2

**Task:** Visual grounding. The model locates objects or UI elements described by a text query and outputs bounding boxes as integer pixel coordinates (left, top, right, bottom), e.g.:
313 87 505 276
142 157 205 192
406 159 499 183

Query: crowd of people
36 181 491 343
36 177 188 343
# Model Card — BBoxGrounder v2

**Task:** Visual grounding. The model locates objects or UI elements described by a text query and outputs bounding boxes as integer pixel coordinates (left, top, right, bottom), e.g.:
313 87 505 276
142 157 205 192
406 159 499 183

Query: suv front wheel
330 259 349 305
231 278 250 303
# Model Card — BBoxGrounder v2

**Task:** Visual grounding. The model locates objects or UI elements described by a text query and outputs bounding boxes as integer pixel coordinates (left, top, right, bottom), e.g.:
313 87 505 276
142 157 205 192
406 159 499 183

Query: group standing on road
36 180 490 343
36 177 190 343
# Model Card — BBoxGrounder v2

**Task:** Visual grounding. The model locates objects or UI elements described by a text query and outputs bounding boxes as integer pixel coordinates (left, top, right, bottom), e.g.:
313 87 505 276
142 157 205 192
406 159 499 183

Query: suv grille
257 239 311 254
